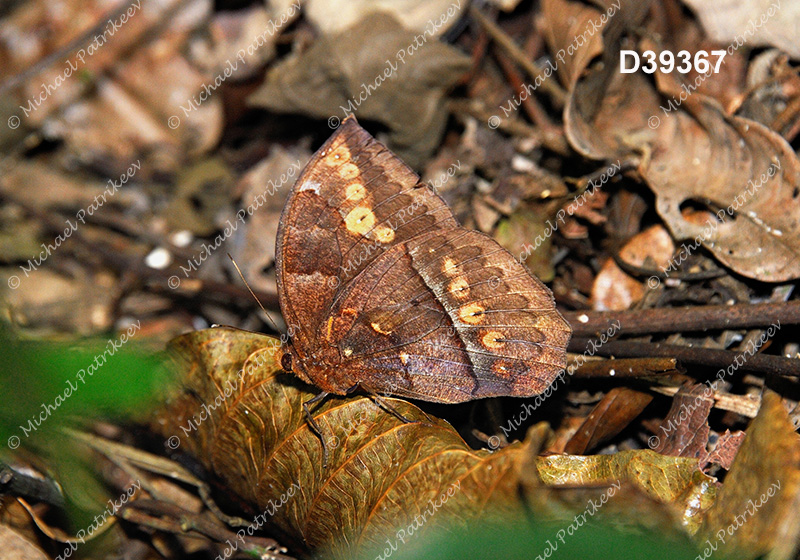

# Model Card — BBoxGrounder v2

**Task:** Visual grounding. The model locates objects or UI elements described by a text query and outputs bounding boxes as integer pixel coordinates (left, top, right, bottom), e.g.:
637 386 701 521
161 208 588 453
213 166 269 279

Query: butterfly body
276 117 571 403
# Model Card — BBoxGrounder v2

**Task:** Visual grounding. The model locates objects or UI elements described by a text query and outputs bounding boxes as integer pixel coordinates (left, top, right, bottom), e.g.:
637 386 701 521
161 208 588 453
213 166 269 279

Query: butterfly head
280 350 293 373
279 343 313 386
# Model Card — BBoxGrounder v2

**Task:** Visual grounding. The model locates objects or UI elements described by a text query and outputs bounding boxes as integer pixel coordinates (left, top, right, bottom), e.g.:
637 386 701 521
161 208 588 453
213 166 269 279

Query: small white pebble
170 230 193 247
145 247 171 269
578 314 589 323
609 369 616 376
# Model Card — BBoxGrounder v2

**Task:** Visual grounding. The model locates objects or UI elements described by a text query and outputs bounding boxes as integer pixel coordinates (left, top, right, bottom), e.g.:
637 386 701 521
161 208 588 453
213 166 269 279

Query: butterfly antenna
227 253 282 335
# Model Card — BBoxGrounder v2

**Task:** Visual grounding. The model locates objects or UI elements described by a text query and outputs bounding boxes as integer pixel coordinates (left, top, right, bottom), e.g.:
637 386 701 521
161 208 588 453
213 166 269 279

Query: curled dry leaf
153 327 528 558
248 12 471 166
153 327 724 556
643 91 800 282
543 0 800 281
536 449 716 534
700 391 800 560
648 13 749 112
563 387 653 455
681 0 800 59
591 224 675 311
702 429 746 472
652 383 713 460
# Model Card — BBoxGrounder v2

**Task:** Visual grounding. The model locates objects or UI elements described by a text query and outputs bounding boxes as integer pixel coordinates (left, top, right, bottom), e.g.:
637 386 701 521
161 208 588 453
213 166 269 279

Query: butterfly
276 116 571 407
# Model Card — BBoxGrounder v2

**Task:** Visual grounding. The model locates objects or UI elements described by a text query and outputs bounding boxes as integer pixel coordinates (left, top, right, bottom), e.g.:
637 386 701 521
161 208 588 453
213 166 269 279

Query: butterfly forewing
276 117 458 365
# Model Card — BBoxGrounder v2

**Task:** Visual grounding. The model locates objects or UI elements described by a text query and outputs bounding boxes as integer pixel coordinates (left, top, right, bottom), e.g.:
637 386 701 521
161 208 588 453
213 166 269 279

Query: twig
650 386 761 418
448 98 569 155
564 302 800 338
773 94 800 142
0 2 134 96
469 5 567 106
0 463 64 507
569 339 800 378
493 50 567 151
570 357 682 379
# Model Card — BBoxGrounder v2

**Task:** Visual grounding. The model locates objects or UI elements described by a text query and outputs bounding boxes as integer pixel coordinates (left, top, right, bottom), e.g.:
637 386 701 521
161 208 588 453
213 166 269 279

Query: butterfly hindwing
324 230 570 401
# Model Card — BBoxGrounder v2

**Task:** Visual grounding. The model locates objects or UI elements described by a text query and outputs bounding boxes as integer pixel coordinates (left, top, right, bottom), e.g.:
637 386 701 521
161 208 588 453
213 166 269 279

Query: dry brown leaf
0 160 141 214
648 12 749 112
591 225 675 311
643 91 800 282
702 429 746 471
544 0 800 281
0 0 223 175
536 449 717 533
681 0 799 58
203 5 288 79
564 387 653 455
3 269 116 334
230 148 309 294
248 12 471 166
0 525 48 560
652 383 713 460
153 327 528 558
700 391 800 560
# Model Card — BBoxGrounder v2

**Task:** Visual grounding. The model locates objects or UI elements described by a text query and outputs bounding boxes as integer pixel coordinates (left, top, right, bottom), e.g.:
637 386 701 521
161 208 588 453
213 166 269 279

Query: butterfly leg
302 391 330 468
357 384 430 425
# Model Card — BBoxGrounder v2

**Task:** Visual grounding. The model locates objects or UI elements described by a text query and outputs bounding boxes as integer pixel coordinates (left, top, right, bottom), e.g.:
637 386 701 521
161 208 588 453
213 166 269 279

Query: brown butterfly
276 116 571 408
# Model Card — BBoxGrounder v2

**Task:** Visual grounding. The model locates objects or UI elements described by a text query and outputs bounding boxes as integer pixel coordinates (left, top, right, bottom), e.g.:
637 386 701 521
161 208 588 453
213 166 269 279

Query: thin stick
650 386 760 418
569 339 800 378
570 357 681 379
564 302 800 338
469 5 567 105
494 50 566 145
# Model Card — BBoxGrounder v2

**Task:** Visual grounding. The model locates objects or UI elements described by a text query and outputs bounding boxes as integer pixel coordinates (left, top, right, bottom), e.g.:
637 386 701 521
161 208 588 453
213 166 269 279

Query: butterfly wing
327 229 572 402
278 116 571 401
276 116 458 370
